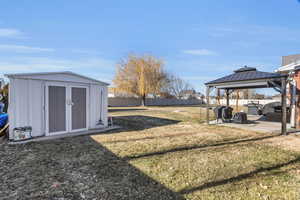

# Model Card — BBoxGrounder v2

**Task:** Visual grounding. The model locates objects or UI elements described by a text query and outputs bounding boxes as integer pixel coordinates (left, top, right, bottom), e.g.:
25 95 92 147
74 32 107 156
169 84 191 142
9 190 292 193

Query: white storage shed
5 71 109 140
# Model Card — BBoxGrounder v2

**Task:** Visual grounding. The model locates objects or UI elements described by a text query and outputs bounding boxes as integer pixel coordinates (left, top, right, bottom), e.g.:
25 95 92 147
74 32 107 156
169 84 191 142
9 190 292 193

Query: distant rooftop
277 54 300 72
282 54 300 66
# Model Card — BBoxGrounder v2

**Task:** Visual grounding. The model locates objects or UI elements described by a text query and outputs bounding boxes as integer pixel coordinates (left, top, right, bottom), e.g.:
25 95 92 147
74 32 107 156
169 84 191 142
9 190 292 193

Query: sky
0 0 300 94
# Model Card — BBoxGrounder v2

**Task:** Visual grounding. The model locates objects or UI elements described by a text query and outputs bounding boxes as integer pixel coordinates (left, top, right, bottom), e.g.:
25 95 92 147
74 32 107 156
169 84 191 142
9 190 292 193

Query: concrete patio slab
8 125 121 144
210 115 294 134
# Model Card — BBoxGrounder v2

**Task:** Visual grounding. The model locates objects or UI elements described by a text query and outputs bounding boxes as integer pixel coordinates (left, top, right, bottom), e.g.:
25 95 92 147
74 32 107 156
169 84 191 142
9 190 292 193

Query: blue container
0 113 8 128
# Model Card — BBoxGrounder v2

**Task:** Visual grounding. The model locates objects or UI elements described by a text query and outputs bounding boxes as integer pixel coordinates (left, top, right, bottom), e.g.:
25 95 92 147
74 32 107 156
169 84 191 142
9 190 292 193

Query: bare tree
164 74 194 99
113 54 167 106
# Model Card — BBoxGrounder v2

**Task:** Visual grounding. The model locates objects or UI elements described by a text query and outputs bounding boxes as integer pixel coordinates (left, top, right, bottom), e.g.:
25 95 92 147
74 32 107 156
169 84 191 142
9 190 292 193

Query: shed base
8 126 121 144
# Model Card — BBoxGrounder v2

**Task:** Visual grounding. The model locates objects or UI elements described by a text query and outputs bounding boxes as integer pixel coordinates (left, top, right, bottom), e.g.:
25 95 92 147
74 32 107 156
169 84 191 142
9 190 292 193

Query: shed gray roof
205 66 285 86
5 71 109 86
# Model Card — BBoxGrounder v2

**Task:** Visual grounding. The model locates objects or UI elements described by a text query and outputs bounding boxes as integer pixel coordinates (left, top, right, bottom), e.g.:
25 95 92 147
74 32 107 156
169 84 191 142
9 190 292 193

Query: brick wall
292 70 300 128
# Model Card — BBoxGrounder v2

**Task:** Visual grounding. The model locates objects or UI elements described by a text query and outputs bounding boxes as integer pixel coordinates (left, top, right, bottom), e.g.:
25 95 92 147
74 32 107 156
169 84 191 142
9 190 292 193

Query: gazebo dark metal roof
205 66 285 86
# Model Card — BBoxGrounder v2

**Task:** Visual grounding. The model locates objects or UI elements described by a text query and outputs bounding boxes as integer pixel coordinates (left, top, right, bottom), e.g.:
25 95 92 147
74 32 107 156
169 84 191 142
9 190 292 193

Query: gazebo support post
206 86 211 124
225 89 230 107
281 77 287 135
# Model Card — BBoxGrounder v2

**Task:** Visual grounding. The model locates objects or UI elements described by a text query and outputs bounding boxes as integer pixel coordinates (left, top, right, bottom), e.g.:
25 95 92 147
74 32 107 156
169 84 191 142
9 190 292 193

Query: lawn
1 106 300 200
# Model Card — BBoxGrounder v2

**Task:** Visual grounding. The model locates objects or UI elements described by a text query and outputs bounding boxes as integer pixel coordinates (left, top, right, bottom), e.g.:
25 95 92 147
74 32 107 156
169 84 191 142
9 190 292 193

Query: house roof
282 54 300 66
5 71 109 86
276 60 300 72
205 66 285 87
277 54 300 72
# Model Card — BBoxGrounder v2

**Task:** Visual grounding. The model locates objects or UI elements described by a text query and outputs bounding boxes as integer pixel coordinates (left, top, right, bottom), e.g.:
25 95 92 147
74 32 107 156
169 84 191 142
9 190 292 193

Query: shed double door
46 83 88 135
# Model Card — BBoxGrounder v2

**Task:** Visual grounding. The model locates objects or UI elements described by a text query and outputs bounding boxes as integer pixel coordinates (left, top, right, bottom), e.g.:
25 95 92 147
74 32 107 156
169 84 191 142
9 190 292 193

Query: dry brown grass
1 106 300 200
92 106 300 199
260 134 300 152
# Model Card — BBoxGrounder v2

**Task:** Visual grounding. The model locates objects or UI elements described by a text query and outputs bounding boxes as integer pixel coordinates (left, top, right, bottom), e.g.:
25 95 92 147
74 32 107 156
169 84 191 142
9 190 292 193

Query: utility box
13 126 32 141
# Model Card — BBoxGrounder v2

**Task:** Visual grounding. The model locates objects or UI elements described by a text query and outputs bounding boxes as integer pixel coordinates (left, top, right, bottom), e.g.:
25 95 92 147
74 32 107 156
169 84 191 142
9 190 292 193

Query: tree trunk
141 95 146 106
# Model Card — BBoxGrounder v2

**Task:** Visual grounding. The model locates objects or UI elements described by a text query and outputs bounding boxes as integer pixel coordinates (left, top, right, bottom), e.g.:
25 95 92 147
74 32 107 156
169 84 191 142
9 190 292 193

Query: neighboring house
179 89 203 99
277 54 300 72
5 71 109 141
108 87 115 97
276 54 300 128
271 94 281 101
108 87 136 98
108 87 119 97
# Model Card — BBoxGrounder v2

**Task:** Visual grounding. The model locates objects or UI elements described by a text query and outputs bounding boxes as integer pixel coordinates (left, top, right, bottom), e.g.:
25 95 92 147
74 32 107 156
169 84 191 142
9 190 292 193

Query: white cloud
182 49 217 56
0 56 116 83
0 56 115 74
0 28 24 38
0 44 55 53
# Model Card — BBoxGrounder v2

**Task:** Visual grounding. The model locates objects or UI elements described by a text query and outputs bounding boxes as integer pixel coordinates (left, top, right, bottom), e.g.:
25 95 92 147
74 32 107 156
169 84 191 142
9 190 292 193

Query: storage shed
5 71 109 140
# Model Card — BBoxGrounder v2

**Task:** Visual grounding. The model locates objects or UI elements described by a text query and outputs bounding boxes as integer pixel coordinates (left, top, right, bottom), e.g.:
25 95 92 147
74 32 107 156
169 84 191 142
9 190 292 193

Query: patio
210 115 294 134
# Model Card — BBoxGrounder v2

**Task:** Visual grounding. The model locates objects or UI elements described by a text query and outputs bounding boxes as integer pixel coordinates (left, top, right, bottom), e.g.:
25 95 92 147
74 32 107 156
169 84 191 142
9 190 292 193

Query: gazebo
205 66 288 135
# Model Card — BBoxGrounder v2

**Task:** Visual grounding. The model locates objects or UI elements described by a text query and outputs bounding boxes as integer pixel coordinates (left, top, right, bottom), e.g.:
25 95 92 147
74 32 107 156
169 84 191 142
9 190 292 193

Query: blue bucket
0 113 8 128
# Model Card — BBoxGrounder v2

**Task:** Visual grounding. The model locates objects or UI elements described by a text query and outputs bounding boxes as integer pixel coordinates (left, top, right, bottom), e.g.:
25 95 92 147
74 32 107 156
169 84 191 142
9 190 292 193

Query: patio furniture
213 106 226 123
232 112 247 124
221 106 233 123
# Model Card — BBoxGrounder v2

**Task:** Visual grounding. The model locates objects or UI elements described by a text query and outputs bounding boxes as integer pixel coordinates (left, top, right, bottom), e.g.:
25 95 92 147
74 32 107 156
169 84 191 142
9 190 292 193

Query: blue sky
0 0 300 93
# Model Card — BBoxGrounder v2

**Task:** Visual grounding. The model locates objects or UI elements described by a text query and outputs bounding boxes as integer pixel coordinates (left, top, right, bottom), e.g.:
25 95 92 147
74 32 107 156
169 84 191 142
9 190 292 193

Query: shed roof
5 71 109 86
205 66 285 86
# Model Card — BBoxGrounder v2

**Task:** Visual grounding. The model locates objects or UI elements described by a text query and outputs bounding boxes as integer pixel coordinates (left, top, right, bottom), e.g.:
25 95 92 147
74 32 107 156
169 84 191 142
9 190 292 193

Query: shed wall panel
102 86 108 127
8 79 15 139
8 79 44 139
28 80 44 137
89 85 102 128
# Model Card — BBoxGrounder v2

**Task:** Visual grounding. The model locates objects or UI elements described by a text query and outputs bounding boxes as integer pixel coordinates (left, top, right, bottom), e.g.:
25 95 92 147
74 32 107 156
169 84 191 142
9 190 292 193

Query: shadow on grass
179 156 300 194
108 108 148 112
256 113 290 123
124 134 280 160
0 136 184 200
109 115 181 132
